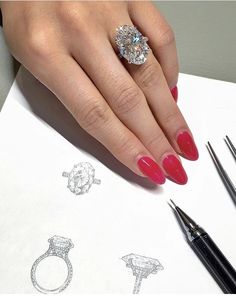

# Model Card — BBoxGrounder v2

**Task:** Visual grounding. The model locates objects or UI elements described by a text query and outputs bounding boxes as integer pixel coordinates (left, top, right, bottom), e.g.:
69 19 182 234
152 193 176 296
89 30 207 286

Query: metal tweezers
206 136 236 205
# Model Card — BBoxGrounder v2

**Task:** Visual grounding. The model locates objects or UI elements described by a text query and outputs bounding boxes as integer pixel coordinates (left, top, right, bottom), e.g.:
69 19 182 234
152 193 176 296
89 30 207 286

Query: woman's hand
1 1 198 185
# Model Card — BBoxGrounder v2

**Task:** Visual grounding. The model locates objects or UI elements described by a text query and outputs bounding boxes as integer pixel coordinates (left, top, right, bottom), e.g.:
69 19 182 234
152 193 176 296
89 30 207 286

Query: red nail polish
137 156 166 185
171 86 178 102
162 154 188 185
177 131 199 161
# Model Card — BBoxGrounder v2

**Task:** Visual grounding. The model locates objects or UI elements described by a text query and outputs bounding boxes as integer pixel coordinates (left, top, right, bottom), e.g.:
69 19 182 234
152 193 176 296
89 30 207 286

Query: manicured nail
162 154 188 185
171 86 178 102
177 131 199 160
137 156 166 185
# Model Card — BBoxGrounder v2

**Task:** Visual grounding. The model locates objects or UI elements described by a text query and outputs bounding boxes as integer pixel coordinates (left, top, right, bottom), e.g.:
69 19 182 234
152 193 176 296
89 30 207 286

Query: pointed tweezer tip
168 199 177 210
206 141 211 148
224 135 234 148
224 135 229 143
206 141 214 155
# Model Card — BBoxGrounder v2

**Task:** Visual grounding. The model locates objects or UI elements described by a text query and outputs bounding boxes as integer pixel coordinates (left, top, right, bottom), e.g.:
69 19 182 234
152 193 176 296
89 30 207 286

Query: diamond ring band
31 236 74 294
115 25 150 65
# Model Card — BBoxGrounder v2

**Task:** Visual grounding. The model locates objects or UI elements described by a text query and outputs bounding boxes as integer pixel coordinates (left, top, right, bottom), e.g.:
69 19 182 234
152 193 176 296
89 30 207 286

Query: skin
1 1 196 182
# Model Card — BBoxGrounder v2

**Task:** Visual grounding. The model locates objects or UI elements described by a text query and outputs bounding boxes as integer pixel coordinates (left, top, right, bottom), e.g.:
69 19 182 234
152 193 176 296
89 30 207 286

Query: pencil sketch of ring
62 162 101 195
31 236 74 294
122 253 163 294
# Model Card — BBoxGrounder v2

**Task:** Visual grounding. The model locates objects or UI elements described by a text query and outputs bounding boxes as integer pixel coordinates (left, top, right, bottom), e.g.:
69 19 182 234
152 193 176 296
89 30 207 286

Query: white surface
0 67 236 293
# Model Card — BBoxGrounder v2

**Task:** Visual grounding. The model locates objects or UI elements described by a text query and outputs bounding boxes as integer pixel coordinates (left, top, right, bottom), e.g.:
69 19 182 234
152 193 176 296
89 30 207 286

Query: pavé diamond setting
122 253 163 294
62 162 101 195
115 25 150 65
31 236 74 294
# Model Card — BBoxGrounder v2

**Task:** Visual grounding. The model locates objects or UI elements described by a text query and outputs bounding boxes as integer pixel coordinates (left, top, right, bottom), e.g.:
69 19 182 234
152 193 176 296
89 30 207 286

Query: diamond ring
115 25 150 65
62 162 101 195
31 236 74 294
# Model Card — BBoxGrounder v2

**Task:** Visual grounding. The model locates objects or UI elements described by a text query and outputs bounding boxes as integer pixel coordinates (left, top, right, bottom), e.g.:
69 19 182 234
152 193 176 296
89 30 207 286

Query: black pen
169 199 236 293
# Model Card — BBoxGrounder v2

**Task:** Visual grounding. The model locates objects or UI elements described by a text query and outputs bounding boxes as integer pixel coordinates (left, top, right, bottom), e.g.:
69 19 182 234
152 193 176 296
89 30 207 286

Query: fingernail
177 131 199 160
137 156 166 185
171 86 178 102
162 154 188 185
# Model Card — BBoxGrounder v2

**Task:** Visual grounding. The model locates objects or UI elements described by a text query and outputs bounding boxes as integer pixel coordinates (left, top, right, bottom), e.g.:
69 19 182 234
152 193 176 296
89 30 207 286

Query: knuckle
79 101 110 132
57 3 86 34
170 63 179 81
145 133 166 151
139 62 162 88
172 62 180 76
167 63 179 88
27 26 53 59
163 108 180 126
114 137 137 156
158 25 175 48
57 3 79 22
114 85 142 115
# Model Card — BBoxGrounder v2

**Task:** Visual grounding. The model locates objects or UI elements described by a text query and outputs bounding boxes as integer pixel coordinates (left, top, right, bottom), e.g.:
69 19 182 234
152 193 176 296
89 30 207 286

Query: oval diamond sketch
62 162 101 195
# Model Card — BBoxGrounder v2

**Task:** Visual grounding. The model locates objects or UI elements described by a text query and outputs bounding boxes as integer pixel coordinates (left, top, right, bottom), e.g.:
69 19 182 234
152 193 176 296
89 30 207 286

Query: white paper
0 67 236 293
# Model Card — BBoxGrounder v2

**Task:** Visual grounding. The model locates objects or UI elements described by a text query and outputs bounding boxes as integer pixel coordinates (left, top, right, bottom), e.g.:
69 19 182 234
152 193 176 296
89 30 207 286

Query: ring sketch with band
31 236 74 294
62 162 101 195
122 253 164 294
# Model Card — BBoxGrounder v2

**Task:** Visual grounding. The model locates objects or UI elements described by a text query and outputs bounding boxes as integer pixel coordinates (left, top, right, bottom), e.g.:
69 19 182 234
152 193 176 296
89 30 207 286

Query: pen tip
168 199 177 210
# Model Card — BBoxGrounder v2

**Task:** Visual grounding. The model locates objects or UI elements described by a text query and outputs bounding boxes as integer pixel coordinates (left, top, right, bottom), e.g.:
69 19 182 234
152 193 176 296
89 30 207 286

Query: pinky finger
128 1 179 101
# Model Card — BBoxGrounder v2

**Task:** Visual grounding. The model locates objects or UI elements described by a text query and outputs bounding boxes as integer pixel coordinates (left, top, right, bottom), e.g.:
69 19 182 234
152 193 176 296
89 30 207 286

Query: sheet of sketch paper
0 66 236 293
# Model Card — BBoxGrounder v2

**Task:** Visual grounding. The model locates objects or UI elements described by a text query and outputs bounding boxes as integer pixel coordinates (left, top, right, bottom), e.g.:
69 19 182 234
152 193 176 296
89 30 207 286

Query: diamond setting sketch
62 162 101 195
122 253 164 294
31 236 74 294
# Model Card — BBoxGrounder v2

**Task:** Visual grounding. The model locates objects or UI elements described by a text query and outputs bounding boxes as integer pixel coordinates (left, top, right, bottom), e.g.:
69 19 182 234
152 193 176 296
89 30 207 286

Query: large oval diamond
115 25 149 65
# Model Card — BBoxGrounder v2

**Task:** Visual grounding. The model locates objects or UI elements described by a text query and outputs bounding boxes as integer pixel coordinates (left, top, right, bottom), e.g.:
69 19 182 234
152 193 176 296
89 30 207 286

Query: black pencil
169 199 236 293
